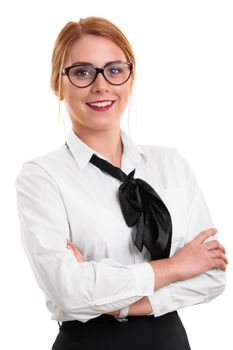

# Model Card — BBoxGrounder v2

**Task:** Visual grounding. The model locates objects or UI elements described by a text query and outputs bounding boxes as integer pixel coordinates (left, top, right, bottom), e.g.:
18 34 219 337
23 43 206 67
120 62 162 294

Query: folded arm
129 152 227 317
15 162 155 322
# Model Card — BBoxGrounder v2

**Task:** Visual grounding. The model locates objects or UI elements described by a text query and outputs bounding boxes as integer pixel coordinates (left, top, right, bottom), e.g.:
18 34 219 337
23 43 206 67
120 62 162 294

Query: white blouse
15 128 226 323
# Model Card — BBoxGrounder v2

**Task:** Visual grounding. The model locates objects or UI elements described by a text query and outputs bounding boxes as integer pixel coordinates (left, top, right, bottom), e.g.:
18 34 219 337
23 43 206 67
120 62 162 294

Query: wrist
168 255 180 281
149 258 178 289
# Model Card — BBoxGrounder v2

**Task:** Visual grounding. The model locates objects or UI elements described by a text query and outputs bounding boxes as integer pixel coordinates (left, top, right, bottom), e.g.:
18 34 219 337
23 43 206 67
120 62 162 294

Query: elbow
204 268 226 302
214 268 226 297
53 280 95 315
52 286 101 321
38 260 98 317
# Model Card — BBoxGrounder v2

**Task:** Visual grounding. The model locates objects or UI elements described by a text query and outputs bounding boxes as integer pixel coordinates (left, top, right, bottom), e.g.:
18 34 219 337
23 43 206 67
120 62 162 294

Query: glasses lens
104 62 131 85
68 65 96 87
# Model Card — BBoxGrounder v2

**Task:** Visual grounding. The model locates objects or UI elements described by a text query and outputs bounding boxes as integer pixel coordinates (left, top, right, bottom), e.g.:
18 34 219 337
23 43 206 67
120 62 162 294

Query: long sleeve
15 161 155 323
147 151 226 316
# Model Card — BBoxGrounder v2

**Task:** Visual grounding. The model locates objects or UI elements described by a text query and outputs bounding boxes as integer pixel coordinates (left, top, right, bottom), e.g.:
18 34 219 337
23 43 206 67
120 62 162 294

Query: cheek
62 84 87 107
117 85 131 103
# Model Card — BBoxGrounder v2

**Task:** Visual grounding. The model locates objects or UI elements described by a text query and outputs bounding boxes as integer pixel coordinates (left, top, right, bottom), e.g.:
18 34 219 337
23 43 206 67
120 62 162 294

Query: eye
107 66 123 75
69 66 95 79
74 68 91 77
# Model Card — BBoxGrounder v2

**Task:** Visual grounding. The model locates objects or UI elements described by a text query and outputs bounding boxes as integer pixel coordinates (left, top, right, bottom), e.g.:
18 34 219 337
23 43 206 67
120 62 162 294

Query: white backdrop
0 0 232 349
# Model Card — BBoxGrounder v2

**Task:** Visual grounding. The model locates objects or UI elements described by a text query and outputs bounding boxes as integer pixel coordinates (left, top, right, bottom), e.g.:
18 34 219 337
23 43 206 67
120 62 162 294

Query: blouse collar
66 127 147 170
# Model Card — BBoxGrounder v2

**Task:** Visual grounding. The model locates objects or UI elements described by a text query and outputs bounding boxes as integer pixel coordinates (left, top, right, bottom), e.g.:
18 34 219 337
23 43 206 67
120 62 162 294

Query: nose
90 71 110 93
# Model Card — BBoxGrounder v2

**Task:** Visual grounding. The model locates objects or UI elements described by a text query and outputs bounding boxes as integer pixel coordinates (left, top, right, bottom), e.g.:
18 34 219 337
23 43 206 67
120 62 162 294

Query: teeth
89 101 113 107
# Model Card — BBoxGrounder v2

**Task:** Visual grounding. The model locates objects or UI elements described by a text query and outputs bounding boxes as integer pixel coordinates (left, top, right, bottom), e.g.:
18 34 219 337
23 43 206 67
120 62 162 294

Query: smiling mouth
86 100 115 111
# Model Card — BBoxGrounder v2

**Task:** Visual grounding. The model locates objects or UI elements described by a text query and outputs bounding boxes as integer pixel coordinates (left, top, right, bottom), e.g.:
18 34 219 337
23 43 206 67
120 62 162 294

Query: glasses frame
62 61 133 88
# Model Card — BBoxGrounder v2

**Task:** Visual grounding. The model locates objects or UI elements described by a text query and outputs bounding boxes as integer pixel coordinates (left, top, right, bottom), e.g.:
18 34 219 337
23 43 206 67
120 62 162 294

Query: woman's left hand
66 240 120 317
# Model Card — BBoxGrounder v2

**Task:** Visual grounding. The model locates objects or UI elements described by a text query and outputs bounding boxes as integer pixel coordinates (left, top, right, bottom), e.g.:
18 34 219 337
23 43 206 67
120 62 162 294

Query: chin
88 117 121 129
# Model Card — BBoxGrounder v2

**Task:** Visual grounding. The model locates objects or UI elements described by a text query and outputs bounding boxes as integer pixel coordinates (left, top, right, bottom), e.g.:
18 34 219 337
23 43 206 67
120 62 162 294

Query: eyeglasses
62 60 133 88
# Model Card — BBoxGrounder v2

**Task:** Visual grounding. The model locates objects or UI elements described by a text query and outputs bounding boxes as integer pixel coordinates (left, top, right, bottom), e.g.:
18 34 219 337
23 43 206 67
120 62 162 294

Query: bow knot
89 153 172 260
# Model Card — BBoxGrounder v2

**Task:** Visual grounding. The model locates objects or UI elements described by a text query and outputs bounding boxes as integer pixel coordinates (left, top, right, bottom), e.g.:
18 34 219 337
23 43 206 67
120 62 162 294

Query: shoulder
139 143 177 163
15 144 69 183
139 143 191 172
138 143 196 186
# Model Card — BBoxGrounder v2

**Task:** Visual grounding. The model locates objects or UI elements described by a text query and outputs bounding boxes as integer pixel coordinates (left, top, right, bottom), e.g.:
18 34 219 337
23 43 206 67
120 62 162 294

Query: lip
86 100 115 112
87 99 115 103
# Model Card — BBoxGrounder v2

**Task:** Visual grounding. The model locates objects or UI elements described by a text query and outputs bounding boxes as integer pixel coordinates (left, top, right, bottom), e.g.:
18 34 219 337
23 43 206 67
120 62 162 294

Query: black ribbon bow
89 153 172 260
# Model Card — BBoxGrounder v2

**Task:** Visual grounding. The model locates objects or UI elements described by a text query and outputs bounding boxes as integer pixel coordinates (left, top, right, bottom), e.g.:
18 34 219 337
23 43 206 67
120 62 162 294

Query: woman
15 16 227 350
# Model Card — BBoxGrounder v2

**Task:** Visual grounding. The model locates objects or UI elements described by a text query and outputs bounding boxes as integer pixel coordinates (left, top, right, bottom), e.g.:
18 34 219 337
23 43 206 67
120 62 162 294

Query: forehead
65 34 127 66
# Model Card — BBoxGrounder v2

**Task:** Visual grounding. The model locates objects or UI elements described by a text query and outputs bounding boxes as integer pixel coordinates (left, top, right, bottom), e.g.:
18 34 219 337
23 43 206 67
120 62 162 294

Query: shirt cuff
147 284 176 317
128 262 155 296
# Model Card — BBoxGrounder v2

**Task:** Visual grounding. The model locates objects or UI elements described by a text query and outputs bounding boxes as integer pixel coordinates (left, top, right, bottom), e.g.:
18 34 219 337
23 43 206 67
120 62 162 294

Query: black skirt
51 311 191 350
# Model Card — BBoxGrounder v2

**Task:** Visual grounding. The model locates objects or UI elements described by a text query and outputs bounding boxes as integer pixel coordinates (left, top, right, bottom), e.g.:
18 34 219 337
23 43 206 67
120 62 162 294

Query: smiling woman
15 16 227 350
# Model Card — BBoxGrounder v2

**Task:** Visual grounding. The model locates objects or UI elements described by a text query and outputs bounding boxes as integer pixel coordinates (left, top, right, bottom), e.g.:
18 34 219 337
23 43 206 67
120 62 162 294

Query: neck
72 124 123 167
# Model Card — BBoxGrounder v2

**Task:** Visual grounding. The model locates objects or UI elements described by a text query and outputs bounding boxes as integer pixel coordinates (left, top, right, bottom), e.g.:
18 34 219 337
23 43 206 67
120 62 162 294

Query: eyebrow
70 60 124 67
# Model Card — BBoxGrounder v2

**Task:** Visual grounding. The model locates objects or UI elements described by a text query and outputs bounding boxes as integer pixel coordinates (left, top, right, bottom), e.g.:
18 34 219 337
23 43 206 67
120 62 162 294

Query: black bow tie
89 153 172 260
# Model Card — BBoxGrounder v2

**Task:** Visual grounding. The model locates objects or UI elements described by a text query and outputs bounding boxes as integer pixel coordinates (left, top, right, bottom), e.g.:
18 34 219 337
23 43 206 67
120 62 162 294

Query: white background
0 0 232 349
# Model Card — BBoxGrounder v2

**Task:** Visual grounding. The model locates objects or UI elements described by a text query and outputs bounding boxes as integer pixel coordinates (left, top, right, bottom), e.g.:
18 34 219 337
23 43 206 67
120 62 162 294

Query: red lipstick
86 100 115 112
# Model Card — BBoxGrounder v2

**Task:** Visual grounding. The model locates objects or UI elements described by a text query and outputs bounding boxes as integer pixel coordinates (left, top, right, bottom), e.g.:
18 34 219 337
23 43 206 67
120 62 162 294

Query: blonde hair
51 16 136 100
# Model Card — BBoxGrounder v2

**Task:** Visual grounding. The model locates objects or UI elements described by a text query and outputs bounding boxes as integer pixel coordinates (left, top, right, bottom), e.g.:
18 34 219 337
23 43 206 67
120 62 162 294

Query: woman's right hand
170 228 228 281
66 240 85 262
149 228 228 290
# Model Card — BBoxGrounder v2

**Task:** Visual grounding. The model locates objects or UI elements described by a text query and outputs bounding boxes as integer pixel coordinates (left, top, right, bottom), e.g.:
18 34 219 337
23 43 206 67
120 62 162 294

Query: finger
214 259 227 272
75 250 84 260
66 241 85 261
67 240 79 252
67 242 76 250
210 250 228 265
205 240 226 254
67 243 82 255
75 255 85 262
72 250 85 262
194 228 218 244
72 246 85 262
66 240 72 248
70 245 83 258
67 242 77 251
67 244 81 257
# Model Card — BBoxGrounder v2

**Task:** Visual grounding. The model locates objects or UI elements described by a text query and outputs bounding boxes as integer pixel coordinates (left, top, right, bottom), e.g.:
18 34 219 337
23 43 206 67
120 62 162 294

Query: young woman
15 16 227 350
